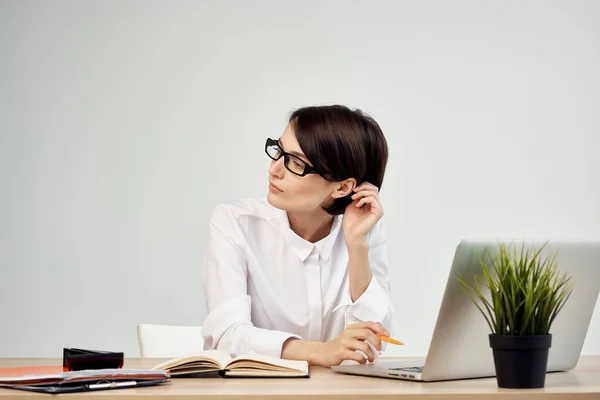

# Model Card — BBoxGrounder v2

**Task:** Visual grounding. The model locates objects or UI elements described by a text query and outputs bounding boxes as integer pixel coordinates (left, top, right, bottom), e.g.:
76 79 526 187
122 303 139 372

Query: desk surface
0 356 599 399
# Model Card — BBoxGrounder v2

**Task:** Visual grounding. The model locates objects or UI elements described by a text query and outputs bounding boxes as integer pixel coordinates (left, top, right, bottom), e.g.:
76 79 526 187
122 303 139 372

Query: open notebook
150 350 309 378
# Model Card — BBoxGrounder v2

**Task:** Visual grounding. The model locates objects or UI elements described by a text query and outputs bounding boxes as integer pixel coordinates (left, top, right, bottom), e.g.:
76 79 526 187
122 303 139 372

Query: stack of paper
0 365 170 394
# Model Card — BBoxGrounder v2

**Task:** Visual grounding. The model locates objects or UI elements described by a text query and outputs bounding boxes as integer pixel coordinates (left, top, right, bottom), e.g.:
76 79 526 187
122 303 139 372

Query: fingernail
384 330 390 336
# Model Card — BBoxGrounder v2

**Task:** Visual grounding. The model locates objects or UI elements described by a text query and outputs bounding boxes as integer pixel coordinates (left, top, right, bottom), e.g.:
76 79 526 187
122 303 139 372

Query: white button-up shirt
201 198 396 358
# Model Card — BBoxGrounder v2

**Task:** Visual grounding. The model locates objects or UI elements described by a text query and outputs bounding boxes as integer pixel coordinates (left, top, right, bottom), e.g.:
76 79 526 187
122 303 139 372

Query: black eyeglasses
265 138 318 177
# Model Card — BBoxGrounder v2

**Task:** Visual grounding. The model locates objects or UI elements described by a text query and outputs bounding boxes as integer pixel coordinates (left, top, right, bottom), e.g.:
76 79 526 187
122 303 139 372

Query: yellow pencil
377 335 403 345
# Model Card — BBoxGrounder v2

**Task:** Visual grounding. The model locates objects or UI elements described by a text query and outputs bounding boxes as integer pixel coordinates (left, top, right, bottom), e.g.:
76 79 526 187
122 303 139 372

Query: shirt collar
275 207 342 262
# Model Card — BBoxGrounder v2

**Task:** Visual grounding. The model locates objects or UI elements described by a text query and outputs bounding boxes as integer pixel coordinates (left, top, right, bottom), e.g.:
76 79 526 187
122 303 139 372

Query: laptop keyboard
389 366 424 373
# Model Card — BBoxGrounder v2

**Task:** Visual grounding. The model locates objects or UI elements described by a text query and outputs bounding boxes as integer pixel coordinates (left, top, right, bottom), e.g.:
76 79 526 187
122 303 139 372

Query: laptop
332 238 600 381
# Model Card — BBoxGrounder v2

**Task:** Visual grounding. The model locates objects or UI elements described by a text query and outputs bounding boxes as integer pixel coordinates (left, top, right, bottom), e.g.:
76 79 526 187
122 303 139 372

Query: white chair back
136 324 205 358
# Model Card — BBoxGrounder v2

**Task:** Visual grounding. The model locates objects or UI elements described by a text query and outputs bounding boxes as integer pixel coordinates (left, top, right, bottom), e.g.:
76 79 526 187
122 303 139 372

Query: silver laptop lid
421 238 600 381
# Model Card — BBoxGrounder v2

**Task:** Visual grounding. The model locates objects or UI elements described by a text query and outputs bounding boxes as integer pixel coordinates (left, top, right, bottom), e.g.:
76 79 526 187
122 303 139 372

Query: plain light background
1 0 599 358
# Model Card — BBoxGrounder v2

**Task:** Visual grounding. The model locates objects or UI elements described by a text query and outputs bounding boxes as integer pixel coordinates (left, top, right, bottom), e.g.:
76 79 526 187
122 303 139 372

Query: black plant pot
489 334 552 389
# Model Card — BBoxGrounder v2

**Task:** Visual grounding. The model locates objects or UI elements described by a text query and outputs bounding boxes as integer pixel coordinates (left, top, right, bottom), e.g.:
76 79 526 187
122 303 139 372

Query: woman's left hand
342 182 384 246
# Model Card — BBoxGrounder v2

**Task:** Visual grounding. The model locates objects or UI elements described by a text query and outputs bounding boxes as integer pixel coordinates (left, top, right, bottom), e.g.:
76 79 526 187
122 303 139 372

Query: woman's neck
287 209 334 243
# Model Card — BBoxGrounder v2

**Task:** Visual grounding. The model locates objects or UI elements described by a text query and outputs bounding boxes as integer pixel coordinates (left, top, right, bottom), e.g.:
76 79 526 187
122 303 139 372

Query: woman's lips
269 182 283 193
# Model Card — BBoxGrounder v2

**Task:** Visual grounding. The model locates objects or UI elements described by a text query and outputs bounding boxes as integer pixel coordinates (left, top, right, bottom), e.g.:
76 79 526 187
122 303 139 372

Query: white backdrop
1 0 599 357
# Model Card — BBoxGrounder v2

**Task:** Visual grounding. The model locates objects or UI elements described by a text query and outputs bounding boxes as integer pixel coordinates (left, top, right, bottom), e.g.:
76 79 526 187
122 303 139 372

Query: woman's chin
267 192 285 209
267 193 300 212
267 194 325 214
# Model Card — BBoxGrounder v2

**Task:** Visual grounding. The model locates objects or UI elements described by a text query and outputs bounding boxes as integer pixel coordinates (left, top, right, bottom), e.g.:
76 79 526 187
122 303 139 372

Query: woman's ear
331 178 357 199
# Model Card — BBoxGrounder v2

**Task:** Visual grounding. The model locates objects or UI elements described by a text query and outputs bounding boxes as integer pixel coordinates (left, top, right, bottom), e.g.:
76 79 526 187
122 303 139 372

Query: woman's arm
202 205 300 358
281 321 389 366
339 183 396 338
343 222 395 331
347 240 372 302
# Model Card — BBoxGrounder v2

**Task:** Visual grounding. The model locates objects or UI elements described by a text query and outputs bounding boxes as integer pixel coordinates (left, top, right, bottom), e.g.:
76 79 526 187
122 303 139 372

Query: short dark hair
289 104 388 215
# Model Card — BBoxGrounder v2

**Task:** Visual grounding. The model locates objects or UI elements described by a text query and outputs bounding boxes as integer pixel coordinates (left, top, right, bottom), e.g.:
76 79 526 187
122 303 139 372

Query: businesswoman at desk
202 105 396 367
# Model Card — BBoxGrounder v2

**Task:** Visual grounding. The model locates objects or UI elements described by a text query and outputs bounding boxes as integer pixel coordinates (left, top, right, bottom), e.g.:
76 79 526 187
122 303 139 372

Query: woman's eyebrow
277 138 307 159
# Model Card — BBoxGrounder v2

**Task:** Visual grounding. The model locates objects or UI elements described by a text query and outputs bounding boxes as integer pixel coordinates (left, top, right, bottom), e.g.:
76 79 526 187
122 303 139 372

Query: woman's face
267 124 334 213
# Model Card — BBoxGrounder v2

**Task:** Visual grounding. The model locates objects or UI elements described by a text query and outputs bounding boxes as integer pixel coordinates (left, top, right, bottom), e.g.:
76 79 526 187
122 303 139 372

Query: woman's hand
342 182 384 246
311 322 389 367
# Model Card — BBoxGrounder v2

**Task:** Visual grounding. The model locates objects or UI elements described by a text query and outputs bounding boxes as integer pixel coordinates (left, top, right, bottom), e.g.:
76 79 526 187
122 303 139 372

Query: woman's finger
354 182 379 193
341 349 368 364
351 189 380 201
356 196 383 212
347 321 389 336
347 339 376 362
352 329 382 351
355 196 373 208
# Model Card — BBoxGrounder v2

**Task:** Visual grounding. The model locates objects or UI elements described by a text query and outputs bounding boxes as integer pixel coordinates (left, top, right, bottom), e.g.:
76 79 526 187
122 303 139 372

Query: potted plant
457 240 573 388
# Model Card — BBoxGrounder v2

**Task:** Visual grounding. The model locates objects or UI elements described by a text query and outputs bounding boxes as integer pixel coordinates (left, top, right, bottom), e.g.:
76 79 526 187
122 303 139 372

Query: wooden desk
1 356 599 399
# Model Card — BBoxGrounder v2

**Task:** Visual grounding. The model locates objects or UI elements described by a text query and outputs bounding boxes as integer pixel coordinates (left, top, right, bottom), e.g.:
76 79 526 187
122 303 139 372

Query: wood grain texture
0 356 598 399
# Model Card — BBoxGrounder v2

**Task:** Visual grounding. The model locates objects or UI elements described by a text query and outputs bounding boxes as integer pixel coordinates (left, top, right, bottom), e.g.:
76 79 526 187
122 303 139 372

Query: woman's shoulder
209 197 279 225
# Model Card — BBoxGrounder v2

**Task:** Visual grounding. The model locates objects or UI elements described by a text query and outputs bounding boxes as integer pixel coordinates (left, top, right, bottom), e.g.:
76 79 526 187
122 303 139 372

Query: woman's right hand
311 322 389 367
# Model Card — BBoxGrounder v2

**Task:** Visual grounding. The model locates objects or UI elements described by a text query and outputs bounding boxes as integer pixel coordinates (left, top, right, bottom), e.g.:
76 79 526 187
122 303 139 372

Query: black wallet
63 348 124 371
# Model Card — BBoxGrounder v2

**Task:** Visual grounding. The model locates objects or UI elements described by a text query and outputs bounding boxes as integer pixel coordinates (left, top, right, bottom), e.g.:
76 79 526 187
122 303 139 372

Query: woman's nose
269 157 285 178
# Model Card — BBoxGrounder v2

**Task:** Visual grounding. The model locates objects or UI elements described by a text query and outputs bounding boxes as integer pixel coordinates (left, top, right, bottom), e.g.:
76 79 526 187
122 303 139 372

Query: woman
201 105 396 367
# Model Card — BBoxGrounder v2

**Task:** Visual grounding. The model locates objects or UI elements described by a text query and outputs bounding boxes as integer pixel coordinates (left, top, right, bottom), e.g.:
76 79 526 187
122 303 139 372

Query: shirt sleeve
201 205 301 358
333 218 396 338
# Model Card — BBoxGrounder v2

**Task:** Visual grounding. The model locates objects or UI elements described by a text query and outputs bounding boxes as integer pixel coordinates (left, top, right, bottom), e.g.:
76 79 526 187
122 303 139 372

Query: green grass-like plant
457 241 574 336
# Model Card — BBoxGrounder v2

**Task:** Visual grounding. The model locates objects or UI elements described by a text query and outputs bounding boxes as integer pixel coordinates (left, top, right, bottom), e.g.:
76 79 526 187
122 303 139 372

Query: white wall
1 0 599 358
